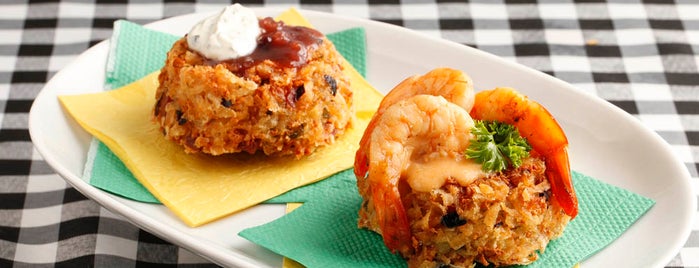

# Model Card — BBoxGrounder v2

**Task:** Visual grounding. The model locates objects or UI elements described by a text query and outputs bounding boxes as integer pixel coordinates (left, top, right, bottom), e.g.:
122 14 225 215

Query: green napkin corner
85 20 367 203
240 170 655 268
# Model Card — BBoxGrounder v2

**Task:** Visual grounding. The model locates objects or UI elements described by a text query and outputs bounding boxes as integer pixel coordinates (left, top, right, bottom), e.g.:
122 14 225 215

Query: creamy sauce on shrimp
405 157 485 192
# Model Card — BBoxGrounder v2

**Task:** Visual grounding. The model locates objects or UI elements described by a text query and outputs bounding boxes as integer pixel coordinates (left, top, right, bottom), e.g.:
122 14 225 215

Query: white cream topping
186 4 260 61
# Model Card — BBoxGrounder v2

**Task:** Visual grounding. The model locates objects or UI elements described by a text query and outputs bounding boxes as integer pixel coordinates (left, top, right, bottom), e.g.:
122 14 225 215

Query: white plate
29 8 694 268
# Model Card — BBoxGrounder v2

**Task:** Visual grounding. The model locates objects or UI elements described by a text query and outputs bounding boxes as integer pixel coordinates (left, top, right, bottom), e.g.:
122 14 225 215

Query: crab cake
359 157 570 267
154 17 353 158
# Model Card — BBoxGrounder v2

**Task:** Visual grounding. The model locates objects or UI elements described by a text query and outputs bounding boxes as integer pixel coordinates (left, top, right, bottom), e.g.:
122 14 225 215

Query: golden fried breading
154 33 352 157
358 158 570 267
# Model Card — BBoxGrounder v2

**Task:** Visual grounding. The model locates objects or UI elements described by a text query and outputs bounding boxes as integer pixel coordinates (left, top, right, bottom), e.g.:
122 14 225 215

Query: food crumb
324 75 337 96
221 98 233 108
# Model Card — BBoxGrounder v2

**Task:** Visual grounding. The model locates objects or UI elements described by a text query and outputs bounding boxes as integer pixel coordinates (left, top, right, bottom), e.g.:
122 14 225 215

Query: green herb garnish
465 120 532 172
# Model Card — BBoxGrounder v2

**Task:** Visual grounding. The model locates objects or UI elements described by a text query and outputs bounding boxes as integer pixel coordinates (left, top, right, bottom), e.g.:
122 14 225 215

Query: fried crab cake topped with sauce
154 4 353 158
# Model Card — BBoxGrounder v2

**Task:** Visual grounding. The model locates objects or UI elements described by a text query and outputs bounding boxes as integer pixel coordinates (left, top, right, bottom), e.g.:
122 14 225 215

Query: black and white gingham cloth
1 0 697 267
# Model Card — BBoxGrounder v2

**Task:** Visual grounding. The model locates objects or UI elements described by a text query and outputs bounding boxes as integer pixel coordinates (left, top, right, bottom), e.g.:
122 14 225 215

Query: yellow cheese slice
59 8 383 227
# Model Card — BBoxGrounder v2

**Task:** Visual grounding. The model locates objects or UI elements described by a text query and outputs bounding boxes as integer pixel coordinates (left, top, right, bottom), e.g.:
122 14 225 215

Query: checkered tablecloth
1 0 697 267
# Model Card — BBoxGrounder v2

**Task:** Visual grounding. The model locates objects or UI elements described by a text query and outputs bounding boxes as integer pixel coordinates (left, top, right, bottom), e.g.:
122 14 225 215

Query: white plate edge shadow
28 8 695 268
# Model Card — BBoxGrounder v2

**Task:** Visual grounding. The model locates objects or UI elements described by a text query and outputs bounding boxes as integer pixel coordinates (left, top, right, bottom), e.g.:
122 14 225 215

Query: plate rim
29 7 695 268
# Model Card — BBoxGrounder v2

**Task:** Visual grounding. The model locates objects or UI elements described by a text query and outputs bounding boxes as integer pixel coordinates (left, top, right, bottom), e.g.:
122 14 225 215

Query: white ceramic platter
29 8 694 268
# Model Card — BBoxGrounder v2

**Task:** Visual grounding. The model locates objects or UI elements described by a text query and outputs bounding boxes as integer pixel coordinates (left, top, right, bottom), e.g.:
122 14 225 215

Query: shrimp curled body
354 68 475 180
470 87 578 218
361 95 474 253
354 68 476 253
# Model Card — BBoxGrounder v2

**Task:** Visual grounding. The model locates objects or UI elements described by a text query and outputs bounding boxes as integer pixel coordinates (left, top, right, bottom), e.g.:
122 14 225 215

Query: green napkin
85 20 367 203
85 20 179 203
240 170 655 268
90 19 655 268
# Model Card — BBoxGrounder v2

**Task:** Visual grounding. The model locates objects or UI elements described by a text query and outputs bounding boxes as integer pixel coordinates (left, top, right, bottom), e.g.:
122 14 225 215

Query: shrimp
354 68 475 180
470 87 579 218
365 94 475 253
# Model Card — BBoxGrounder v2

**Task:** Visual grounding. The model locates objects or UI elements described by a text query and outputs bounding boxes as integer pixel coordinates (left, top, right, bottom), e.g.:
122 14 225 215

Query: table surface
1 0 697 267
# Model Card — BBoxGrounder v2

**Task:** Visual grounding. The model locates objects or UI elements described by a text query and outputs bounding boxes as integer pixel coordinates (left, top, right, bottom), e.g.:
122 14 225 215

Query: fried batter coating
154 35 353 157
358 158 570 267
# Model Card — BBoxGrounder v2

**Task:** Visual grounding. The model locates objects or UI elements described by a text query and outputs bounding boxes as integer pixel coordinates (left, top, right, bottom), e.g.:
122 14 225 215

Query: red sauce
205 17 323 73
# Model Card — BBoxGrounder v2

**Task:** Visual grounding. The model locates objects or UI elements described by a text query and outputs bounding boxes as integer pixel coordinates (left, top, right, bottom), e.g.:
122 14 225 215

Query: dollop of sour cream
186 4 260 61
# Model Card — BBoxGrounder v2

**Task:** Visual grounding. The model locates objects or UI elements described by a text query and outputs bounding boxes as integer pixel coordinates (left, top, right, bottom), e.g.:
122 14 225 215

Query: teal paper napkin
85 20 367 203
241 170 655 268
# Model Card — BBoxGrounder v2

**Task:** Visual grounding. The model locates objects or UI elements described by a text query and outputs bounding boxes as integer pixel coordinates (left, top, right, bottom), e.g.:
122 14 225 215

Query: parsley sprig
465 120 532 172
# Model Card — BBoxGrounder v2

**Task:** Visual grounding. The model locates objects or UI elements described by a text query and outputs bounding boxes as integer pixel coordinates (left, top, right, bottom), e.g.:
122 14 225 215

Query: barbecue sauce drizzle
199 17 323 74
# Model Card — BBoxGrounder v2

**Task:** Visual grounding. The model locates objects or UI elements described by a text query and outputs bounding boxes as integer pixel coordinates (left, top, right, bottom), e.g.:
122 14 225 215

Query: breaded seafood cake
354 69 577 267
154 4 353 158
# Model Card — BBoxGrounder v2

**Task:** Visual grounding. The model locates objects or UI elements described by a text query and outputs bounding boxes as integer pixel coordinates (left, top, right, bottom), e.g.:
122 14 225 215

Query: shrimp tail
354 123 373 179
354 149 369 179
356 105 412 253
545 147 579 218
371 183 411 253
